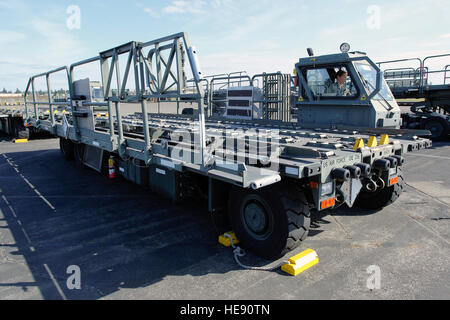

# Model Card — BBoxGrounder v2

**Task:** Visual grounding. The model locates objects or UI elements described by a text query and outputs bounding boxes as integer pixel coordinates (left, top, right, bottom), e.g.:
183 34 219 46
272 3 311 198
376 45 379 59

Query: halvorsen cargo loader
22 33 431 259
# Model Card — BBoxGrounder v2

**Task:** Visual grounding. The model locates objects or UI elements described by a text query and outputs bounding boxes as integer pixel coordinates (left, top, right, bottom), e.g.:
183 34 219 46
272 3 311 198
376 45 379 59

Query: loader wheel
228 183 311 260
59 138 74 161
355 170 405 211
424 117 449 140
13 119 30 140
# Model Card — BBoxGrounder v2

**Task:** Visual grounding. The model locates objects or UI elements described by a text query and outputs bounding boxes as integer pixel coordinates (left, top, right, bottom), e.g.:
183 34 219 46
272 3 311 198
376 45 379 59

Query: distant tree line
1 88 23 94
1 88 69 95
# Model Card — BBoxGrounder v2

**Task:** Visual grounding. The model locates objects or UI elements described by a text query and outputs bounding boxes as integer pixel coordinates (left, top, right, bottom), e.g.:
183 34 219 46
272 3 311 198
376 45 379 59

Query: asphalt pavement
0 134 449 300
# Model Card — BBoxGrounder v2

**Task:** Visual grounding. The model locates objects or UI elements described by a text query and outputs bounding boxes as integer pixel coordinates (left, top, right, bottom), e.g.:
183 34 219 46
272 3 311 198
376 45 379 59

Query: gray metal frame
22 33 432 212
378 54 450 93
251 72 292 122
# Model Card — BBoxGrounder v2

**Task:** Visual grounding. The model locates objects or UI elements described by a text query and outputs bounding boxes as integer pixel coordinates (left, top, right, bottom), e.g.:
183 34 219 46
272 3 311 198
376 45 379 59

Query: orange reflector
321 198 336 210
310 181 319 189
389 177 399 186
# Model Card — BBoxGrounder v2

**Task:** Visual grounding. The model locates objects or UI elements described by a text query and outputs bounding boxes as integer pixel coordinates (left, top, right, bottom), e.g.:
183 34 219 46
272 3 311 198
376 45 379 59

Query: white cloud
136 2 160 18
200 50 296 78
30 17 86 66
162 0 206 15
0 0 18 8
0 13 88 90
144 7 159 18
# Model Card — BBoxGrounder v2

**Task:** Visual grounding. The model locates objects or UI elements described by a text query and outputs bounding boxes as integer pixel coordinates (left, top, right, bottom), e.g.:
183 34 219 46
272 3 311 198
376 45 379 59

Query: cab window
354 62 394 101
305 66 357 99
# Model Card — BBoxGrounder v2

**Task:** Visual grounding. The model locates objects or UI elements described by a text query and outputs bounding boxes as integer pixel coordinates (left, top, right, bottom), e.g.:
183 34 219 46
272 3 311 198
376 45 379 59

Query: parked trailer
23 33 431 259
0 108 31 139
377 54 450 140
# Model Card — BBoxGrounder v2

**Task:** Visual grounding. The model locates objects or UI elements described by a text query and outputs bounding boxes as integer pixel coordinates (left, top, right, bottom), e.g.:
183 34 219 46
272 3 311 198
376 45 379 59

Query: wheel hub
244 202 267 234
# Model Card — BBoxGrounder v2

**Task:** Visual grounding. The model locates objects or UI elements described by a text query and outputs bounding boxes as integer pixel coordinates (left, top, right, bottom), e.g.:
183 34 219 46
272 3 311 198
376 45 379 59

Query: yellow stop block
380 134 389 145
281 249 319 276
219 231 239 247
14 139 28 144
353 138 365 150
367 136 378 148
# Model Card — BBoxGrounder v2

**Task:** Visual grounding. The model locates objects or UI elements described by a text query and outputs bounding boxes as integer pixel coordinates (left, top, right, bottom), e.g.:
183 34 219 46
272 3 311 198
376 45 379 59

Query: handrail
24 66 71 129
208 75 252 118
251 72 291 122
444 65 450 84
378 54 450 92
23 33 210 167
422 54 450 89
377 57 423 68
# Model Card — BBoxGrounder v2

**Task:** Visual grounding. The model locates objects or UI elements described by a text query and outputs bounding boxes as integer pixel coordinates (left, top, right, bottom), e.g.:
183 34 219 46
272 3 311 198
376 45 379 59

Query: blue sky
1 0 449 90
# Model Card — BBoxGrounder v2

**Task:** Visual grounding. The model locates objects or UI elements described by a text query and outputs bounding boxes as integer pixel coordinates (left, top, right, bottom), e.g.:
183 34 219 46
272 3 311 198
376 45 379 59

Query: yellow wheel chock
281 249 319 276
219 231 239 247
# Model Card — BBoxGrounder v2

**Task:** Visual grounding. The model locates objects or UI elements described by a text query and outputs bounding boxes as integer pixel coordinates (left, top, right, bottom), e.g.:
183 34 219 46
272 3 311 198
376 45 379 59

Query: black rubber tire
424 117 449 140
228 183 311 260
182 108 194 115
13 119 30 140
59 137 75 161
355 170 405 211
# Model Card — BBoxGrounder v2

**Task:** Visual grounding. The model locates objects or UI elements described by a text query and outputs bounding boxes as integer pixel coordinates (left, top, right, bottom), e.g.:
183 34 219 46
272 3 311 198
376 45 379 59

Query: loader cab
294 46 401 130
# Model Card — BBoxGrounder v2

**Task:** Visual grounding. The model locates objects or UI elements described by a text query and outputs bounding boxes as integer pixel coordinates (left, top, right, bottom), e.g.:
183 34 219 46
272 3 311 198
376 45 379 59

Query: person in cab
325 70 351 96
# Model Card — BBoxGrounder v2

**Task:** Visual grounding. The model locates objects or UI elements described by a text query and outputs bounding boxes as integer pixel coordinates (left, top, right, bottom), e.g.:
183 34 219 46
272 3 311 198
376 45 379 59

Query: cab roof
298 52 368 67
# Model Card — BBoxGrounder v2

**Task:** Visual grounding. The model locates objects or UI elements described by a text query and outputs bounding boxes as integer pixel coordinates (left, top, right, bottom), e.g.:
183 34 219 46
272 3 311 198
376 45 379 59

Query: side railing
251 72 292 123
24 66 72 131
445 65 450 85
209 75 252 118
24 32 209 168
378 54 450 94
422 54 450 88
